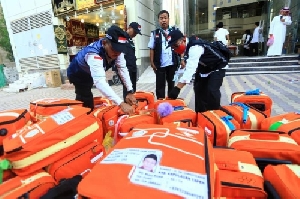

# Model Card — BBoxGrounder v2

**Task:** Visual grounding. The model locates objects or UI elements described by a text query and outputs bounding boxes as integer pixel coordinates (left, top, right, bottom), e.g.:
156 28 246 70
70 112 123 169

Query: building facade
0 0 161 78
181 0 300 55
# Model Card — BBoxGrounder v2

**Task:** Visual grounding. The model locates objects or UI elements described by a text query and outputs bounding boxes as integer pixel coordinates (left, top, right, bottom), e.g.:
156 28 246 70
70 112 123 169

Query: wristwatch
127 90 134 94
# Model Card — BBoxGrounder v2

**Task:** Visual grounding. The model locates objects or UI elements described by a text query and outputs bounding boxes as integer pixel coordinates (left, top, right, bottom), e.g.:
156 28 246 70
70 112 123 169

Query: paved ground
0 66 300 116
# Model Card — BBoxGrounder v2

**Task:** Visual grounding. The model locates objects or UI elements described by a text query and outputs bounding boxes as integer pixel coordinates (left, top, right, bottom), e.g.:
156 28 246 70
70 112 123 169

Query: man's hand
151 64 157 74
125 93 137 106
180 60 186 69
168 86 181 99
119 102 134 116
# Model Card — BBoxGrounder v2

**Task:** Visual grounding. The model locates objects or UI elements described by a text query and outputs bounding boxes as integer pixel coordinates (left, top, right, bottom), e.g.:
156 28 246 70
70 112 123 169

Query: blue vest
67 39 115 76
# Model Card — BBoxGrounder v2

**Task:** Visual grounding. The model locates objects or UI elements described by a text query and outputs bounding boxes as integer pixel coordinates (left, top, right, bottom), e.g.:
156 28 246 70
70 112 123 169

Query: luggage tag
148 130 205 161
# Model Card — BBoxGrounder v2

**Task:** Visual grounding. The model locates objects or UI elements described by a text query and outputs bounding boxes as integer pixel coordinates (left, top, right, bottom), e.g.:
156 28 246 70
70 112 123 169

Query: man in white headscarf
267 7 292 56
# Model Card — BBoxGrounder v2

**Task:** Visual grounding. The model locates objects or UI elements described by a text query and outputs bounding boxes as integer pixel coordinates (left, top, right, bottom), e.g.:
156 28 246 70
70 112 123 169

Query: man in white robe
267 7 292 56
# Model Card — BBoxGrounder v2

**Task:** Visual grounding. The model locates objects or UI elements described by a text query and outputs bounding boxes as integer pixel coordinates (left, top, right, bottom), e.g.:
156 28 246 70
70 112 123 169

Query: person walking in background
242 30 252 56
148 10 180 99
249 22 260 56
214 22 229 46
267 7 292 56
120 22 142 101
67 26 136 114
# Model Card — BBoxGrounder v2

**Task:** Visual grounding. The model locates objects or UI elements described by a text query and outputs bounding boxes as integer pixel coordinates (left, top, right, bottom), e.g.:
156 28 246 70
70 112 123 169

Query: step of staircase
226 55 300 75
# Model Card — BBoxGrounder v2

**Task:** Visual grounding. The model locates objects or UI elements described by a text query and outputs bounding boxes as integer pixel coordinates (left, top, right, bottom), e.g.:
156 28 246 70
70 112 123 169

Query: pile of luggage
0 90 299 198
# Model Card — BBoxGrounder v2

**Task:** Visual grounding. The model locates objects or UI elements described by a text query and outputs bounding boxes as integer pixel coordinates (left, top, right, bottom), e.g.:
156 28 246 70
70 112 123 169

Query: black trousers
68 71 94 110
122 70 137 100
156 65 177 99
193 69 226 113
250 42 259 56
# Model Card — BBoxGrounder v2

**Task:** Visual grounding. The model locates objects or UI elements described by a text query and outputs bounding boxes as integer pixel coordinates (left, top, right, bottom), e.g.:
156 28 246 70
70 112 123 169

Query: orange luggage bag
197 110 240 146
264 164 300 199
154 98 187 122
30 98 83 121
228 129 300 165
0 171 56 199
3 106 103 176
0 109 31 155
213 147 267 198
159 107 197 127
46 140 104 183
261 112 300 145
78 124 218 199
221 102 267 129
93 96 113 108
261 112 300 130
115 115 156 143
231 90 273 117
134 91 155 110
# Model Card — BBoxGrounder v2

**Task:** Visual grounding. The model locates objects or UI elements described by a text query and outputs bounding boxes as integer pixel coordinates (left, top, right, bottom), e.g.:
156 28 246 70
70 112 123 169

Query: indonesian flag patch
138 25 141 31
118 37 127 43
167 35 171 42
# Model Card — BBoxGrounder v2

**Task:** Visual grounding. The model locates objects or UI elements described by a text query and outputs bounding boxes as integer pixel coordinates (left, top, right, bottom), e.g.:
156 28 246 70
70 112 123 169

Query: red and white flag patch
94 56 103 60
118 37 127 43
167 35 171 42
138 25 141 31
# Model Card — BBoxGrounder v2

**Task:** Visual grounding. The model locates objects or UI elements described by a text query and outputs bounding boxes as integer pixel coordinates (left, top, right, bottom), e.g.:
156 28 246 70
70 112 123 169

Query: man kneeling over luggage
67 26 136 114
167 30 229 113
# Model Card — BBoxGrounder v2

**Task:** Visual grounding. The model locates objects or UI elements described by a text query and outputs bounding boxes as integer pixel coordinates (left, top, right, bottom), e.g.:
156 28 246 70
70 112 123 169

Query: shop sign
76 0 95 10
54 25 68 54
52 0 76 16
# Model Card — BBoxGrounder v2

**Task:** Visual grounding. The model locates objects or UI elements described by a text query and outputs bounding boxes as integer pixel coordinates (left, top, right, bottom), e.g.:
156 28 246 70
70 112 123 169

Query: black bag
40 175 83 199
209 40 232 62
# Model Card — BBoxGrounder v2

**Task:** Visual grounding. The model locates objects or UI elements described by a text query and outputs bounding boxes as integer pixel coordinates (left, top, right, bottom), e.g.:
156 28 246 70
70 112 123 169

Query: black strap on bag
40 175 83 199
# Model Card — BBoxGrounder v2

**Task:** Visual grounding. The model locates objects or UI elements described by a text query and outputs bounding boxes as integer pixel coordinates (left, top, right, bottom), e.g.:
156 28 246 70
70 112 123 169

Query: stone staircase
226 55 300 75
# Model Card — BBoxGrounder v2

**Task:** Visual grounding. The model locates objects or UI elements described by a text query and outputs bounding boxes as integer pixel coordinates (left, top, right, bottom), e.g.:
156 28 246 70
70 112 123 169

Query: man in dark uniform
67 25 136 114
148 10 180 99
121 22 142 100
167 30 228 113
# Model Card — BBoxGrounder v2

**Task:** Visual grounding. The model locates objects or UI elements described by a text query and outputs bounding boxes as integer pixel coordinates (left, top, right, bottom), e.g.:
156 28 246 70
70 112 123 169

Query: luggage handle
220 115 236 130
245 88 260 95
176 119 192 127
215 161 239 172
249 132 280 141
230 102 249 123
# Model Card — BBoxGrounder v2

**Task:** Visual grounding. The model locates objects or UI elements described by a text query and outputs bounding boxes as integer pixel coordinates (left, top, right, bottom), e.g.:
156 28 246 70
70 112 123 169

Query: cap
217 22 224 28
166 30 184 48
129 22 142 35
105 25 128 53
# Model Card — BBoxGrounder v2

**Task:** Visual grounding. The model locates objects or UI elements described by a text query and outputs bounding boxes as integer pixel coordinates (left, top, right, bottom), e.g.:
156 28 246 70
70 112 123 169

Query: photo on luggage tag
128 154 209 199
100 148 162 168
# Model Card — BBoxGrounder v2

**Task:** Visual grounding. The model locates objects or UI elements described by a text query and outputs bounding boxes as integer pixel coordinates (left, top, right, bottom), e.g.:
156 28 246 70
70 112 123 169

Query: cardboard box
45 69 62 88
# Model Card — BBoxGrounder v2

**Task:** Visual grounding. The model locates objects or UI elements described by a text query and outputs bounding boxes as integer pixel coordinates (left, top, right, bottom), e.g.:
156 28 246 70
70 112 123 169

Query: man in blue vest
120 22 142 100
148 10 181 99
167 30 228 113
67 25 136 114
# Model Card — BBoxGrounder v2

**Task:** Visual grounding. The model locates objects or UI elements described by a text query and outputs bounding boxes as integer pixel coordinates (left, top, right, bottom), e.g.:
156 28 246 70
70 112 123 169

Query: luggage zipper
221 181 263 190
229 129 286 137
51 143 98 181
200 113 218 145
30 102 83 107
0 109 28 126
288 127 300 136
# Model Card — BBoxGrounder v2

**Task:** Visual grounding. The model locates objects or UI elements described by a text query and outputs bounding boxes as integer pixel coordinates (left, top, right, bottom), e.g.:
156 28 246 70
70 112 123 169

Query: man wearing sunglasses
167 30 228 113
67 25 136 115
